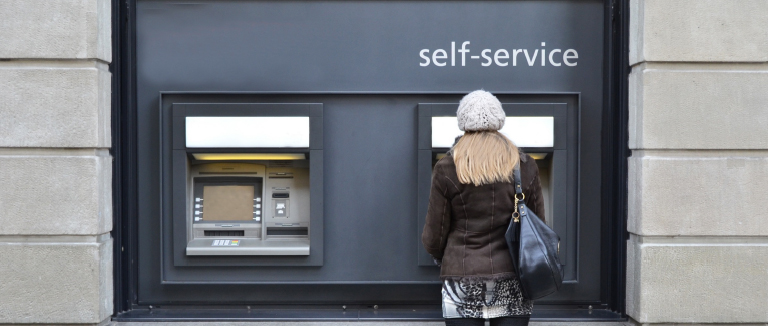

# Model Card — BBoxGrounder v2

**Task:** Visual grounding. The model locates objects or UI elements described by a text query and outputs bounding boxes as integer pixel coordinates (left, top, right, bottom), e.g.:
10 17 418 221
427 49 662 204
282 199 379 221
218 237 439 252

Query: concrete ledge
0 60 111 147
629 63 768 150
626 235 768 323
628 151 768 236
0 0 111 61
0 151 112 235
630 0 768 64
0 236 113 324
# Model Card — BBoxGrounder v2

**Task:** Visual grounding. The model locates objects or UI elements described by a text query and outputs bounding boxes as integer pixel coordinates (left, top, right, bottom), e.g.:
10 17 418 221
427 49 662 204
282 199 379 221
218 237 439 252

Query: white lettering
433 49 447 67
548 49 562 66
494 49 509 67
419 49 431 66
451 42 456 67
418 42 579 68
512 49 523 66
458 41 470 66
563 49 578 66
481 49 492 67
523 49 538 66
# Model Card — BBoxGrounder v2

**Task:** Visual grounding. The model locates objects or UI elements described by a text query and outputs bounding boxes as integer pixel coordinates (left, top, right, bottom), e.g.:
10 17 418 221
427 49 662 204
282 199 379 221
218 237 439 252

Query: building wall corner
627 0 768 324
0 0 113 324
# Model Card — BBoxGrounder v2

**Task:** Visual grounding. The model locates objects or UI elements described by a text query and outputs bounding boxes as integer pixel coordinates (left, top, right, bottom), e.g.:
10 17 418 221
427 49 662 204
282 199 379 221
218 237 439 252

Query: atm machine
186 160 310 255
162 103 323 259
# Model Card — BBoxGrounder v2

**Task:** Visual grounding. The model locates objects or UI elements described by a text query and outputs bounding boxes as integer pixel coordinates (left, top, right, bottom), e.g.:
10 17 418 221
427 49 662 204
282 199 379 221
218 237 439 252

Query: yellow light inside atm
527 153 548 160
192 153 306 161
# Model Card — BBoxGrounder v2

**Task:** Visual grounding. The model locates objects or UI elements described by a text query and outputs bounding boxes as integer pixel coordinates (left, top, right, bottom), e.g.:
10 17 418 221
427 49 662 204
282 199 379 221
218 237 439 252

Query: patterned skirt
442 277 533 319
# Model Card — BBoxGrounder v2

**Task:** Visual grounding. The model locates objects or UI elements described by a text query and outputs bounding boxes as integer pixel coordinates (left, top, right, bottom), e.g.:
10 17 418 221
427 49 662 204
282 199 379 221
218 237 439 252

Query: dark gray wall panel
135 0 605 304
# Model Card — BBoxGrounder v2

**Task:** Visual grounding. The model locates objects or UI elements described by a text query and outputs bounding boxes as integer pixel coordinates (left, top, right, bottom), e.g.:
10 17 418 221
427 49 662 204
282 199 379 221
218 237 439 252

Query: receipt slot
162 103 323 259
417 102 577 279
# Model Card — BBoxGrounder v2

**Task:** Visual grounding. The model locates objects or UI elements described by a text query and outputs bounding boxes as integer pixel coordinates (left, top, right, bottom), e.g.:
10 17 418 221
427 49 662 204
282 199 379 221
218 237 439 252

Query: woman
422 90 545 326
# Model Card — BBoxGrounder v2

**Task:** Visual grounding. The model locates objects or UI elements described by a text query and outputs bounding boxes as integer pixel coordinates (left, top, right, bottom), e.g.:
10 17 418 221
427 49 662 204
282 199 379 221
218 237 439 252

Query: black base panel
114 306 624 322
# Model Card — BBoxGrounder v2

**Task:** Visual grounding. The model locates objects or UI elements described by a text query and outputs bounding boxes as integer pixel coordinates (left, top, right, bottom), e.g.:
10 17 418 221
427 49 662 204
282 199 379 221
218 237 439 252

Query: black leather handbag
504 164 564 300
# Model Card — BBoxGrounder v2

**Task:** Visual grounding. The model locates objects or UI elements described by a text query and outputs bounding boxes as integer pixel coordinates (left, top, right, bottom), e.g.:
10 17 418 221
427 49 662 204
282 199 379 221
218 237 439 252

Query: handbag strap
512 164 528 222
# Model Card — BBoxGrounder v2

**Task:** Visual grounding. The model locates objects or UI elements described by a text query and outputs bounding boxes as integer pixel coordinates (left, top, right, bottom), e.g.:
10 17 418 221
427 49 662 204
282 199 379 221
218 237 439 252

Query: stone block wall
627 0 768 324
0 0 113 324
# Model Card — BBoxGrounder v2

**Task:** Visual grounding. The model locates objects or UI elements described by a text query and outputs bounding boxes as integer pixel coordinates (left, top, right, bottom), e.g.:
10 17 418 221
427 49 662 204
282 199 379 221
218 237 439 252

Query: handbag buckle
512 193 525 223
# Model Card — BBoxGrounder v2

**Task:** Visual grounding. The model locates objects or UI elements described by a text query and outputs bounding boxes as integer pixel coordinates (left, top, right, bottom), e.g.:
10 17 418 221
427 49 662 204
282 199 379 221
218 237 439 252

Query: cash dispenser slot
205 230 246 237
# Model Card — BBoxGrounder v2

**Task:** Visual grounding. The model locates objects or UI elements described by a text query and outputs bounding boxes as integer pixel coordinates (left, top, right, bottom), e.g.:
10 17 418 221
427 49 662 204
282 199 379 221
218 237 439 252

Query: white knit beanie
456 90 505 131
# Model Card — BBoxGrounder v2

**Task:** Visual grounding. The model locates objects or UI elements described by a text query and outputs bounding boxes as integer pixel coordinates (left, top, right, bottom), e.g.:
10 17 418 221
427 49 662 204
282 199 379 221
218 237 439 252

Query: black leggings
445 316 530 326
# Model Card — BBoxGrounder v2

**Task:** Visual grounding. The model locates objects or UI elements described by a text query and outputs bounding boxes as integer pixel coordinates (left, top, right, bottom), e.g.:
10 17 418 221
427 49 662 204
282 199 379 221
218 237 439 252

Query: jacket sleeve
421 162 452 259
523 158 546 224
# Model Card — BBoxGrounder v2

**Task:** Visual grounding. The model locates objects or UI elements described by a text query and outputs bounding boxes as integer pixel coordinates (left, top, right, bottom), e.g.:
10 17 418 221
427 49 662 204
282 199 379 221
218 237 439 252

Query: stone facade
627 0 768 324
0 0 113 324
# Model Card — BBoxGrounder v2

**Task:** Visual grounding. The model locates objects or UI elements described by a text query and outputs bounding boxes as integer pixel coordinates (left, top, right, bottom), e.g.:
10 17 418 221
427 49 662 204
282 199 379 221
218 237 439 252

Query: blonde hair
452 131 520 186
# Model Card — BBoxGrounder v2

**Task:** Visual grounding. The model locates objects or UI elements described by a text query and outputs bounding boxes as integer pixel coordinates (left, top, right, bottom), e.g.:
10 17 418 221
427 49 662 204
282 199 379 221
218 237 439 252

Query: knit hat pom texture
457 90 505 131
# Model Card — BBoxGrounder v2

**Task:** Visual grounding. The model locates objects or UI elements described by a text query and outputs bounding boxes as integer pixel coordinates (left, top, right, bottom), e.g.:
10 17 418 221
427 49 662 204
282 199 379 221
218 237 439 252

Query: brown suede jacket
421 152 545 280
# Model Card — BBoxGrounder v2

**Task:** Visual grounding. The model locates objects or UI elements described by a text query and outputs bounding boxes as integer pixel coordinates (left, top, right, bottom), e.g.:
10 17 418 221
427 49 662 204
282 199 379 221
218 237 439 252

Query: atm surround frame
111 0 631 320
162 102 324 268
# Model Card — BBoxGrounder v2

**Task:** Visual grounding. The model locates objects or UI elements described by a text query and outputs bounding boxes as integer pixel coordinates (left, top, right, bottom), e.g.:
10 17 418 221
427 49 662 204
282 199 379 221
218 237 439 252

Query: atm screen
201 185 255 221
